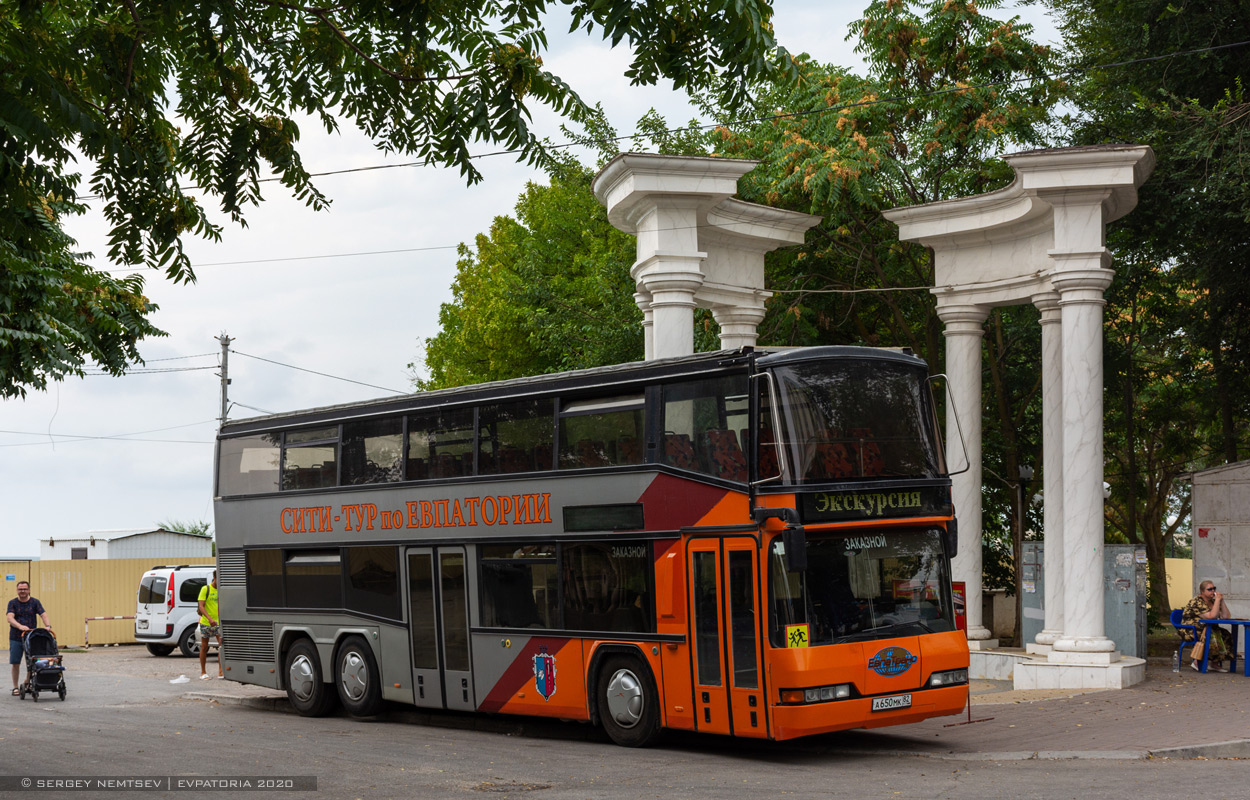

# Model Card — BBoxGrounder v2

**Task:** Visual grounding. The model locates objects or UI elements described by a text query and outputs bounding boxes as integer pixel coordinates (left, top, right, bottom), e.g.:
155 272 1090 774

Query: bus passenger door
407 546 475 712
687 537 765 737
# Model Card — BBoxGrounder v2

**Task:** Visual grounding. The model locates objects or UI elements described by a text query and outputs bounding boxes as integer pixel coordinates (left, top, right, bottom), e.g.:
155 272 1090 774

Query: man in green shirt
197 571 222 680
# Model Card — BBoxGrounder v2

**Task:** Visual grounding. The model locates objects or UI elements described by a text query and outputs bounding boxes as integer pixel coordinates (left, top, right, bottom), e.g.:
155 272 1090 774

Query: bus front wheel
284 639 337 717
597 654 660 747
335 636 382 717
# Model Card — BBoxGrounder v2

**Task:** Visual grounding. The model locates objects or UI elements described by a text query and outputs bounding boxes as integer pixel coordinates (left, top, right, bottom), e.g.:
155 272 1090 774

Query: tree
418 151 642 388
710 0 1061 362
157 518 213 537
1044 0 1250 618
0 0 793 398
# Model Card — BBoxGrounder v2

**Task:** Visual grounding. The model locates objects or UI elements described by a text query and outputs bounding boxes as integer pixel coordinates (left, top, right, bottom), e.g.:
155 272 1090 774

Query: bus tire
146 643 175 657
335 636 382 717
284 639 337 717
596 654 660 747
177 625 200 658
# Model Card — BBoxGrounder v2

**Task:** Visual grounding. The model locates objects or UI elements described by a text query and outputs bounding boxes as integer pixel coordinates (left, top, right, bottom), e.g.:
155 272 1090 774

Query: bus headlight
781 684 852 704
927 669 968 687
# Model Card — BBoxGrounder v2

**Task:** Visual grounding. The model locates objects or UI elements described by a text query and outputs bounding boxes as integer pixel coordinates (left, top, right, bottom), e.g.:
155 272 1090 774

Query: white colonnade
592 153 821 358
884 145 1155 689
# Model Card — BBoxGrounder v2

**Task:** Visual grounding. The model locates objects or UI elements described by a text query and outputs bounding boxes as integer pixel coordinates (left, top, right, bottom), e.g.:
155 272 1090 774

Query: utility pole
216 333 234 426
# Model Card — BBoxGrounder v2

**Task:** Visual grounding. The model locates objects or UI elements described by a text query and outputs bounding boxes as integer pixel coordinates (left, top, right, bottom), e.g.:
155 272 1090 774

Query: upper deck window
660 374 750 482
558 394 644 469
407 408 476 480
281 427 339 490
218 434 280 496
769 360 942 484
478 398 555 475
342 418 403 485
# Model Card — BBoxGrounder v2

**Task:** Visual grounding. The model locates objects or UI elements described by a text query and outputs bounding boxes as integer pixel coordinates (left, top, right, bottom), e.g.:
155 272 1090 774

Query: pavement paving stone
54 646 1250 760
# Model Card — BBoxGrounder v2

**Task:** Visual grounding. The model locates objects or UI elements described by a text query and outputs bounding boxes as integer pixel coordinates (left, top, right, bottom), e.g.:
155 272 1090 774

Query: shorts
9 645 22 665
199 624 220 640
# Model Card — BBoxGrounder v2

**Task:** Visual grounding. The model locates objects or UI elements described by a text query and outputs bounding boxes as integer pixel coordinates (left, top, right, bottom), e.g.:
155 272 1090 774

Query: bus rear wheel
597 654 660 747
335 636 382 717
284 639 337 717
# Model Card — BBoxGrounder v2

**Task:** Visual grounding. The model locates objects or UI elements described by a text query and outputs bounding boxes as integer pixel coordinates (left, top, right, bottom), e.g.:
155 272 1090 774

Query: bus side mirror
783 524 807 572
944 519 958 559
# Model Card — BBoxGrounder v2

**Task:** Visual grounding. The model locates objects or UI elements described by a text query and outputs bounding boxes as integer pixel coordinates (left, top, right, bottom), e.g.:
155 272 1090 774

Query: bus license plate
871 694 912 712
137 619 147 630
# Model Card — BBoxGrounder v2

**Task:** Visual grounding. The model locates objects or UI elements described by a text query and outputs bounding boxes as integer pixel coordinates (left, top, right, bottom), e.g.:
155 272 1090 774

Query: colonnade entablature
883 144 1155 691
593 152 822 359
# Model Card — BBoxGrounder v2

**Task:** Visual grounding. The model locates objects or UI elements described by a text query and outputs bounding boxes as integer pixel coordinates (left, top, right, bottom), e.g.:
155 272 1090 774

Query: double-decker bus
213 346 968 746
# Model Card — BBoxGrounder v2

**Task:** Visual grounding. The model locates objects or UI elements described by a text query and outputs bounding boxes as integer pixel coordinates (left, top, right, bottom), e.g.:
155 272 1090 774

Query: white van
134 565 217 657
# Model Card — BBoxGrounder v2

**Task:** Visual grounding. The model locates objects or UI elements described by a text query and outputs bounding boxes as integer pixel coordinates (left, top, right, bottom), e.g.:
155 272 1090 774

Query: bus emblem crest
533 646 557 701
868 646 917 677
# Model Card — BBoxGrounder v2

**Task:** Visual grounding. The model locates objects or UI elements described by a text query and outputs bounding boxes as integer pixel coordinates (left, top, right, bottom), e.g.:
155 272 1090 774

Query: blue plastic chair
1171 608 1205 672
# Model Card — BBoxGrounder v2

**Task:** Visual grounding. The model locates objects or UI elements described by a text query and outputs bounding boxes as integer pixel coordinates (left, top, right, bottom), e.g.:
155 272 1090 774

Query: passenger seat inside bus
662 433 696 470
704 429 747 482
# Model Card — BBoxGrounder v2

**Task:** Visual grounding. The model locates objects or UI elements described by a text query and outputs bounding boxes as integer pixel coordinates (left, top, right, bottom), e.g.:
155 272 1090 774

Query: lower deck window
479 545 557 628
285 550 342 608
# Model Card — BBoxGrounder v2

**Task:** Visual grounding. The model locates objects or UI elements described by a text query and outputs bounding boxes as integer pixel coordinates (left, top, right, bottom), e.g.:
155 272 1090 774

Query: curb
1148 740 1250 760
181 692 1250 760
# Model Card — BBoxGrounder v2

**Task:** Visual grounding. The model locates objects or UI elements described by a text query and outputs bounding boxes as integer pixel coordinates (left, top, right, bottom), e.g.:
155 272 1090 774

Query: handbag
1191 639 1206 661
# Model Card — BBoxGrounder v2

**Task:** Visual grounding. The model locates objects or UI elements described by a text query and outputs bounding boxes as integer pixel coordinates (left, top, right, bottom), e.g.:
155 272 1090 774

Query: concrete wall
1165 557 1193 612
1191 462 1250 620
1 557 213 649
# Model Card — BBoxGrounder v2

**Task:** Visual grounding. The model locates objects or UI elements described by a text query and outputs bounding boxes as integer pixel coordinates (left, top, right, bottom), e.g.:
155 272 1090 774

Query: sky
0 2 1061 557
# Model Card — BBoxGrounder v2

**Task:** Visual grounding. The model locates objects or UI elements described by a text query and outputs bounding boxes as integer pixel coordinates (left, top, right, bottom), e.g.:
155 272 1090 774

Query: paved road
0 647 1245 800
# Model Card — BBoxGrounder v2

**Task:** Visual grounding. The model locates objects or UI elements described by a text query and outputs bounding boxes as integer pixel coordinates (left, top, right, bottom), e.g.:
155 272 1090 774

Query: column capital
1032 290 1061 321
1052 266 1114 306
936 302 989 332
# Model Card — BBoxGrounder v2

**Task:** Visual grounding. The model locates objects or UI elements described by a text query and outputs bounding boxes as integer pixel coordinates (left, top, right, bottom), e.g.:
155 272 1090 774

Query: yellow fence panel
2 558 213 648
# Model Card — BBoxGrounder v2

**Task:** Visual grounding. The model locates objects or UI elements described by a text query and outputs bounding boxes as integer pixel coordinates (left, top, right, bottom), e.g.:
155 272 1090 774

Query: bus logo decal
868 646 917 677
533 646 557 701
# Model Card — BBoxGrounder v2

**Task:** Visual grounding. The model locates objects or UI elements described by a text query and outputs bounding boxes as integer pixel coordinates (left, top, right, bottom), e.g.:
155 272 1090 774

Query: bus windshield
766 359 942 484
769 528 954 647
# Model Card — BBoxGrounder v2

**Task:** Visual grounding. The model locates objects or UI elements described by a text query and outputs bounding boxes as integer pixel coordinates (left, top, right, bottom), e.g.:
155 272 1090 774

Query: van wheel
178 625 201 658
285 639 337 717
597 654 660 747
146 644 175 657
335 636 382 717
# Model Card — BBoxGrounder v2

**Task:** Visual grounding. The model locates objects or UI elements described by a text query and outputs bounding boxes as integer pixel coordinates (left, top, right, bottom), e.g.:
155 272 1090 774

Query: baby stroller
19 629 66 702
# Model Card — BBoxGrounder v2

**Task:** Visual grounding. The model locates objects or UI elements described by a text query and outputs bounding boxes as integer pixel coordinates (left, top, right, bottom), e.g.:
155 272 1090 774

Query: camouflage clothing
1181 595 1233 662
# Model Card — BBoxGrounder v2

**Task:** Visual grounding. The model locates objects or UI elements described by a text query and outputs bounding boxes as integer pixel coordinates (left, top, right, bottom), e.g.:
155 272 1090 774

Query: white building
39 528 213 561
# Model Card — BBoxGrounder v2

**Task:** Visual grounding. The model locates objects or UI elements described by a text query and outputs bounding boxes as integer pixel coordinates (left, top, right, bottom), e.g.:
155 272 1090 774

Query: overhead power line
231 350 408 395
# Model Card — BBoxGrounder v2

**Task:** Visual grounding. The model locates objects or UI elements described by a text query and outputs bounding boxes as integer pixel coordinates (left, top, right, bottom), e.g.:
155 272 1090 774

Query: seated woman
1181 580 1235 672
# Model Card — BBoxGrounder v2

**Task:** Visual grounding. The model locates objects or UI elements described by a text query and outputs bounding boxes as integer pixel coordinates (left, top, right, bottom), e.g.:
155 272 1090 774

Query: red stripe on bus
477 637 572 713
637 474 729 531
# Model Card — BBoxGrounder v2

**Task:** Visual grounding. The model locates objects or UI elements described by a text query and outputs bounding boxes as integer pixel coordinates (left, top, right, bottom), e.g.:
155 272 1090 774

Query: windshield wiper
834 620 934 642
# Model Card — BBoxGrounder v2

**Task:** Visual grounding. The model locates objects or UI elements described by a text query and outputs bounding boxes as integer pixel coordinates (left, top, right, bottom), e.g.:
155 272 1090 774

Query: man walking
8 581 52 696
197 571 222 680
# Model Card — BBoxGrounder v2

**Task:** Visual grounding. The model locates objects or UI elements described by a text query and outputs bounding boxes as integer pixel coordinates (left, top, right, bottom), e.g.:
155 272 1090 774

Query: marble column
938 302 993 643
1050 262 1118 658
634 291 654 361
1032 292 1065 649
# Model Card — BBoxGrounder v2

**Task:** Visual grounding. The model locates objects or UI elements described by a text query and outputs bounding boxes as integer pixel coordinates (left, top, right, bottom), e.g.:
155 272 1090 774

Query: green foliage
157 518 213 537
416 150 643 388
708 0 1063 362
0 0 791 398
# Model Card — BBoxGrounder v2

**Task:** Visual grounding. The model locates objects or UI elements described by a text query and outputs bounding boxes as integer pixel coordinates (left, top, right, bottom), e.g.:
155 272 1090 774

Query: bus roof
218 345 927 437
